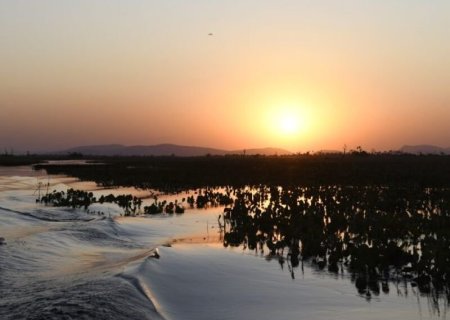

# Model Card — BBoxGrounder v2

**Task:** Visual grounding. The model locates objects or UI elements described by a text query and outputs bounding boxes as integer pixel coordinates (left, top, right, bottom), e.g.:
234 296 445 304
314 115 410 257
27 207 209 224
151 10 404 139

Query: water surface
0 166 447 319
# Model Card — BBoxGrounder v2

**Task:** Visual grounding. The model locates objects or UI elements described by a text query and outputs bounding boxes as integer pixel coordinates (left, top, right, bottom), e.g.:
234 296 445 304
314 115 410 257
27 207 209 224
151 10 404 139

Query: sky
1 0 450 153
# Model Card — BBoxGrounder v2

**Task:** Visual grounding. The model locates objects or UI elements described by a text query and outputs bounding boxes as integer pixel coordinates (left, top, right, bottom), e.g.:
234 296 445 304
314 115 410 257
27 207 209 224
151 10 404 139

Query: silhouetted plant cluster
192 188 234 208
221 185 450 301
143 197 185 214
38 188 191 216
39 189 144 216
39 187 237 216
143 188 233 214
39 189 96 210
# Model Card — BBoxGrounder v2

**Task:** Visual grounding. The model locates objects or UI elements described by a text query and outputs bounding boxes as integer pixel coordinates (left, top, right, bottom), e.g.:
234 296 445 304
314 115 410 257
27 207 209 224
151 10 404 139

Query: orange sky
1 1 450 153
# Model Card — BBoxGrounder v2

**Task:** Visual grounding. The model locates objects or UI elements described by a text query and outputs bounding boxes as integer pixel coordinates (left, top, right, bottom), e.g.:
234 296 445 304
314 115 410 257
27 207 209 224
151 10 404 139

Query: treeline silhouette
0 154 46 166
33 154 450 191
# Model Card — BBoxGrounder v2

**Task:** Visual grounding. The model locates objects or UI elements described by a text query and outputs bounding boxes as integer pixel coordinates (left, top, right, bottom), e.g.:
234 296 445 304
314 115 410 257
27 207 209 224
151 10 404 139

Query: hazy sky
1 1 450 152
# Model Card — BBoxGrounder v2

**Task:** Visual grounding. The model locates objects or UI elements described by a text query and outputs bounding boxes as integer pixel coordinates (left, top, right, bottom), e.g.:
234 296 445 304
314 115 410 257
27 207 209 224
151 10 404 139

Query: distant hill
60 144 291 157
400 145 450 155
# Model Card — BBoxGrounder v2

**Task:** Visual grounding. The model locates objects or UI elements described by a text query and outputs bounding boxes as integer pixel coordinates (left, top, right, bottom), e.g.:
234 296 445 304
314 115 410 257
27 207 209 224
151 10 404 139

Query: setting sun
278 112 302 135
269 104 308 137
254 99 314 151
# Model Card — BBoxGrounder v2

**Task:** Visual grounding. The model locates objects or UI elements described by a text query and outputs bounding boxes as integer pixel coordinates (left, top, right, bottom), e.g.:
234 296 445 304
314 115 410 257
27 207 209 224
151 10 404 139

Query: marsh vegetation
38 188 186 216
33 153 450 190
31 154 450 305
220 185 450 303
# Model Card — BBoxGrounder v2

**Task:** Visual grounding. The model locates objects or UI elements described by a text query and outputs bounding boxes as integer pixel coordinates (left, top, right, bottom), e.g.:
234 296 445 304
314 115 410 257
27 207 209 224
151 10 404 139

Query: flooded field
0 165 448 319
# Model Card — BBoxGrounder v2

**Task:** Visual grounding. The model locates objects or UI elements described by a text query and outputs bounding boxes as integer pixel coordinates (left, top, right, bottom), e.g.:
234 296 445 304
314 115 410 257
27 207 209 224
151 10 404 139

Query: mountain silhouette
61 143 291 156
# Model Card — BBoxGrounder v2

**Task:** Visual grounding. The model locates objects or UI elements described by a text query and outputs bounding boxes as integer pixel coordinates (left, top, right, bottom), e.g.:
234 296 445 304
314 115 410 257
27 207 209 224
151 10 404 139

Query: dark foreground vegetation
33 153 450 190
221 185 450 305
26 154 450 305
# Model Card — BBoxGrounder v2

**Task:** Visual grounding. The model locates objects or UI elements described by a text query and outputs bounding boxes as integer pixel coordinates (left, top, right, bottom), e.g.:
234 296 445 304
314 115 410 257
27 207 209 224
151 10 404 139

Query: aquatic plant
39 189 140 216
220 185 450 301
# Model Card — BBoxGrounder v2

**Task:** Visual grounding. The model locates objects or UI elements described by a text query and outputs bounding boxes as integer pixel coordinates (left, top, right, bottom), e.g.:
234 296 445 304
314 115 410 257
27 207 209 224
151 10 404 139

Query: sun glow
244 90 320 150
278 113 302 135
273 106 307 137
252 100 313 150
